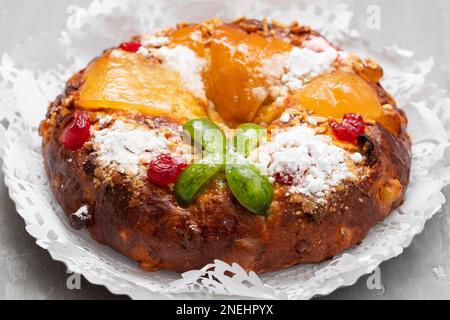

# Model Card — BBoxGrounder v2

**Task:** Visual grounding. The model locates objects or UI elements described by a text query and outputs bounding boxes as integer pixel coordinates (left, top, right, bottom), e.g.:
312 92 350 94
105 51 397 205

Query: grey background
0 0 449 299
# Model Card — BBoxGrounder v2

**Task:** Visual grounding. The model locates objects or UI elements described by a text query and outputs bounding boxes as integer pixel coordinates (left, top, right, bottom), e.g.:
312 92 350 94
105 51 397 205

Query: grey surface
0 0 449 300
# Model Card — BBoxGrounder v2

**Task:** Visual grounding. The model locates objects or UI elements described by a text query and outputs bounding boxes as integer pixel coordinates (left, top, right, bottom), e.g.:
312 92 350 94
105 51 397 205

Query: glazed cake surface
39 18 411 273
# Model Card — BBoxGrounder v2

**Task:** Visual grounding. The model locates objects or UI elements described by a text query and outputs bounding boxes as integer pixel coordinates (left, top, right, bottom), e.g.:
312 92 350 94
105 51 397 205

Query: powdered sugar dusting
280 112 291 123
151 45 207 100
136 46 150 57
141 34 170 47
250 124 357 201
251 86 269 102
304 36 331 53
260 37 338 104
73 205 89 218
93 120 170 176
98 114 113 128
350 152 363 164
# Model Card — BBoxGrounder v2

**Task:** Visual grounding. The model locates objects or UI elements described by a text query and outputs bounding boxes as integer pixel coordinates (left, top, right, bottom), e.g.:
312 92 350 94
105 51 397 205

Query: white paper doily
1 0 450 300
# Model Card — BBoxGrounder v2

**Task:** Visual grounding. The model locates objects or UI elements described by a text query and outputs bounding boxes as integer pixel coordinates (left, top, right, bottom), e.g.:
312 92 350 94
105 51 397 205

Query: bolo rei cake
39 18 411 273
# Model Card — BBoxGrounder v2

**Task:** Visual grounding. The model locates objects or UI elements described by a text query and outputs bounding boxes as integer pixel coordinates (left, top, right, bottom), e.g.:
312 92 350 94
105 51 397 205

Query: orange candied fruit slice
170 25 205 56
204 25 292 127
293 71 383 121
78 50 207 120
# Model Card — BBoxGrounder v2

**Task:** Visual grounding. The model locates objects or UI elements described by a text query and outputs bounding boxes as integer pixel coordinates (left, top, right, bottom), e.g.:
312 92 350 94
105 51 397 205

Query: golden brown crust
39 19 412 273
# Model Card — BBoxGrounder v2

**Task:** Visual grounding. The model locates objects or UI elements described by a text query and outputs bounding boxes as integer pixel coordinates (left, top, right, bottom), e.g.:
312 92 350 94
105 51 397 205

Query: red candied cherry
119 41 142 53
147 154 188 187
330 113 365 143
342 113 365 133
63 111 91 151
274 172 294 186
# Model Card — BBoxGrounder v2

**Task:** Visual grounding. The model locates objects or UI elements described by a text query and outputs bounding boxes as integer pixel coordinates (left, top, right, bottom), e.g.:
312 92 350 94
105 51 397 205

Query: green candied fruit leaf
225 162 273 215
174 162 223 206
183 118 226 156
233 123 265 157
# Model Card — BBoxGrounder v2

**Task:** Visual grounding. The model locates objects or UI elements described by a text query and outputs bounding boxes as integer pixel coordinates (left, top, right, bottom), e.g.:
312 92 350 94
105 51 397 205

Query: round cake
39 18 411 273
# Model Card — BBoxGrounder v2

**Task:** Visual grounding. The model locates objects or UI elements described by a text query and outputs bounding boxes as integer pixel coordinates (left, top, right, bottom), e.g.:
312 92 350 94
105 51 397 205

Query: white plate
1 0 450 299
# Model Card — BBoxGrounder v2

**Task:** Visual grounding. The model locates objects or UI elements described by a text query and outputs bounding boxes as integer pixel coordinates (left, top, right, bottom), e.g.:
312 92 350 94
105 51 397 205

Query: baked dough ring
39 19 411 273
